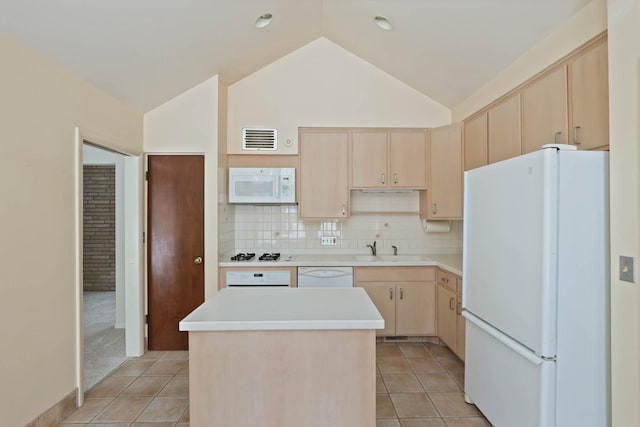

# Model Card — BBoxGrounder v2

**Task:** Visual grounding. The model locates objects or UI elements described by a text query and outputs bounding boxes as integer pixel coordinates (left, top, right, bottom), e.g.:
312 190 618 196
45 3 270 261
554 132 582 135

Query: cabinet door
488 94 522 163
464 112 488 171
351 131 388 188
427 124 463 219
389 130 427 188
569 40 609 150
522 66 568 154
396 282 436 336
358 283 396 336
299 130 349 219
437 283 457 352
456 278 465 361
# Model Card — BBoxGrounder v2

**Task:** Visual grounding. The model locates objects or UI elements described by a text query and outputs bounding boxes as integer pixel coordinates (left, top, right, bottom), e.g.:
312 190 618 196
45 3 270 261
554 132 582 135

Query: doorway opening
82 144 126 390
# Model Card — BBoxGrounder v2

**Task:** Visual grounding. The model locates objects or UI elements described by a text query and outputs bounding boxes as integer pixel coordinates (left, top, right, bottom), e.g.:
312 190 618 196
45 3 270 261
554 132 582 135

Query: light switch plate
620 256 635 283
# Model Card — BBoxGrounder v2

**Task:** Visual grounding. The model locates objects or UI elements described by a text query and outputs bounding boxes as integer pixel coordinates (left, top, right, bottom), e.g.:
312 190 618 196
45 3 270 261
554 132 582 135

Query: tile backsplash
221 192 462 256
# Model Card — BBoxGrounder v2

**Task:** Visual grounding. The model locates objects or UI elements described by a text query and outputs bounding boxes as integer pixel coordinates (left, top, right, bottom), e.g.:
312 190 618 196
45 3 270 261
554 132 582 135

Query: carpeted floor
83 291 126 390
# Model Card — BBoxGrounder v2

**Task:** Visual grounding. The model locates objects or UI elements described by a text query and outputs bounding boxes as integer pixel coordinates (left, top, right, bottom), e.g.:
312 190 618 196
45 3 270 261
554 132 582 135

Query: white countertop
219 253 463 276
179 287 385 332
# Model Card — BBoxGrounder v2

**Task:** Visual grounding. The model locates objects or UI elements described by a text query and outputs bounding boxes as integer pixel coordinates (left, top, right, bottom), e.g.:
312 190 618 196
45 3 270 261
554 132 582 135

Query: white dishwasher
297 267 354 288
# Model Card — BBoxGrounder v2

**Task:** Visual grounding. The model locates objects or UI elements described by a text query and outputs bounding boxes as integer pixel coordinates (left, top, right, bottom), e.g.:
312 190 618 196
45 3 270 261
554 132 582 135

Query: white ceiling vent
242 128 277 151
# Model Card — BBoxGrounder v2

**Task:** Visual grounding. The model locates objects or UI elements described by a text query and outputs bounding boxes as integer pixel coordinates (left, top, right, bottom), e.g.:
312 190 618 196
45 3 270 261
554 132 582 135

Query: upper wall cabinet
299 129 350 219
488 94 522 164
522 66 568 154
423 123 463 220
569 39 609 150
351 130 387 188
463 112 488 171
464 34 608 166
351 129 427 189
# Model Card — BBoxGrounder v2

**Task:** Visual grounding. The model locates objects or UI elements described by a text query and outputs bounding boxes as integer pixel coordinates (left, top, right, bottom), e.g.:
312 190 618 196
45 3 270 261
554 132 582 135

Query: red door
147 155 204 350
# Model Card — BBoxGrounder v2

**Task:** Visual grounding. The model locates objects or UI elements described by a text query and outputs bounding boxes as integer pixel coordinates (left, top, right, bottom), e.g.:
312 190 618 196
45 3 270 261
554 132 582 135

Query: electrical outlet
620 256 635 283
320 236 337 246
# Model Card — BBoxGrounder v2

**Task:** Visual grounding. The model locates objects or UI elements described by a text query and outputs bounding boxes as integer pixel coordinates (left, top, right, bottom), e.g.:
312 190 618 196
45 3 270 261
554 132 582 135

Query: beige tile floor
61 350 190 426
61 341 490 426
376 341 491 427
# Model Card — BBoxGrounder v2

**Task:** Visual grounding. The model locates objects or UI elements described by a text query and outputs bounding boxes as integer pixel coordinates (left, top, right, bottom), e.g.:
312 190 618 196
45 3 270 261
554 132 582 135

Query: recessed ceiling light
255 13 273 29
374 16 393 31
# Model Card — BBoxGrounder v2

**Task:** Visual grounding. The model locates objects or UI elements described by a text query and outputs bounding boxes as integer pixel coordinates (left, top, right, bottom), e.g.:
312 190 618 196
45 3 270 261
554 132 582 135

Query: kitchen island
179 287 384 427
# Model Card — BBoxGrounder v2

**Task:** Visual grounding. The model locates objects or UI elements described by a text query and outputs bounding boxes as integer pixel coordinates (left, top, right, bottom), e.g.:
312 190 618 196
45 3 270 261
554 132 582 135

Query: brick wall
83 165 116 291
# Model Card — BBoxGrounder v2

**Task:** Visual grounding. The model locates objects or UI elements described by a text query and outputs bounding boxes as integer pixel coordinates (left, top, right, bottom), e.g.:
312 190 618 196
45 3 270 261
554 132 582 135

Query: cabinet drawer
355 267 435 282
437 269 457 293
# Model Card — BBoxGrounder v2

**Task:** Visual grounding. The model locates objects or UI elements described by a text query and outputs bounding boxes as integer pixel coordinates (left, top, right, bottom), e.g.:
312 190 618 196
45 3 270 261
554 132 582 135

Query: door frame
74 127 144 406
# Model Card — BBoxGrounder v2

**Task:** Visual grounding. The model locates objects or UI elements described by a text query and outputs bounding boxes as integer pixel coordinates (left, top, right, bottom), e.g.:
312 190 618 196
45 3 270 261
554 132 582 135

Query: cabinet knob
393 173 399 184
400 288 404 300
341 204 346 215
573 126 581 145
381 173 386 185
432 203 437 215
389 288 394 300
456 301 462 315
449 297 455 310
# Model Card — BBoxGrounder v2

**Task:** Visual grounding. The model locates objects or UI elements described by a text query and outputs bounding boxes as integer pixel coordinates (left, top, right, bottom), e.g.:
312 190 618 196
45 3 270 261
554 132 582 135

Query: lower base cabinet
456 279 466 361
356 267 436 336
436 269 465 361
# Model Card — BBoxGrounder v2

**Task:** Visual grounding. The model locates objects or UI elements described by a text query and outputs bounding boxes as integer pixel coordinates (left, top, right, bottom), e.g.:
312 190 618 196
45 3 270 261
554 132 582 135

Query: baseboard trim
24 389 77 427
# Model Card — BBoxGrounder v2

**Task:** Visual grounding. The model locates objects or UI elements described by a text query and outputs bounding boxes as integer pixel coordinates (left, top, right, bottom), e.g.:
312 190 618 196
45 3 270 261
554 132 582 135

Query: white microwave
228 167 296 204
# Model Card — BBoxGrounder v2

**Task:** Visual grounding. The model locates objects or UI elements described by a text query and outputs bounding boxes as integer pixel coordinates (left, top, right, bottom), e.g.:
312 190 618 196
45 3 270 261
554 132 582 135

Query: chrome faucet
392 245 398 256
366 241 377 256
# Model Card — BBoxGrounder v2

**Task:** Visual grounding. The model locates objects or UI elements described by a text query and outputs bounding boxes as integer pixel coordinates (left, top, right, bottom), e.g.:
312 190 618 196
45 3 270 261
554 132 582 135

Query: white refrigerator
462 145 610 427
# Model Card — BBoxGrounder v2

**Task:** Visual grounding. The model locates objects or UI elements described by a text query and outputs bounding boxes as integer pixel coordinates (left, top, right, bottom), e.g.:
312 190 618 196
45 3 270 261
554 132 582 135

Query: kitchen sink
353 254 429 262
376 255 429 262
354 255 377 262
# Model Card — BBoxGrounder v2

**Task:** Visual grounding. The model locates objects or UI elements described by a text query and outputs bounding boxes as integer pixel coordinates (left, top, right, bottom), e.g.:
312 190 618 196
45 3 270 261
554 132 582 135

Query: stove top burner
259 252 281 261
230 252 255 261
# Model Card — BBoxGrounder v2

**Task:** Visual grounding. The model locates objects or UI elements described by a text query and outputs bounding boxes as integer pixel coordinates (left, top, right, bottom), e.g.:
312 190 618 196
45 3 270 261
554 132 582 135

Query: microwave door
230 175 277 203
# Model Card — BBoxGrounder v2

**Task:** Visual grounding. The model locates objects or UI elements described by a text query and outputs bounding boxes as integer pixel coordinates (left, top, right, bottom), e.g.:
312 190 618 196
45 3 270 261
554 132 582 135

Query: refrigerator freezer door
464 312 556 427
463 149 558 356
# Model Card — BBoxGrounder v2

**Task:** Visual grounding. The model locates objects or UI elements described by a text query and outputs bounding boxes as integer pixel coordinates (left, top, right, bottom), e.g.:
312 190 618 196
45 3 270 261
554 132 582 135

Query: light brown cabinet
462 34 608 165
299 129 350 219
356 267 436 336
522 66 568 154
464 112 488 171
456 278 465 361
488 94 522 164
422 123 463 220
569 38 609 150
436 269 465 361
351 129 427 189
437 277 457 351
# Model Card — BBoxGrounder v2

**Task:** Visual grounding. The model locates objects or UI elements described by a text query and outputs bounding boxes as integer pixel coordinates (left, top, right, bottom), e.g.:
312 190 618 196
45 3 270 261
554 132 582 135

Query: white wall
0 33 142 426
83 145 126 328
144 76 220 298
607 0 640 424
227 37 451 154
452 0 607 121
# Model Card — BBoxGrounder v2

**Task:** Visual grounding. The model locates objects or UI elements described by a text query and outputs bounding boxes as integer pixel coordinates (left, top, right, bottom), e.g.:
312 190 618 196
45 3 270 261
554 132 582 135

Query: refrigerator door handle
463 311 544 366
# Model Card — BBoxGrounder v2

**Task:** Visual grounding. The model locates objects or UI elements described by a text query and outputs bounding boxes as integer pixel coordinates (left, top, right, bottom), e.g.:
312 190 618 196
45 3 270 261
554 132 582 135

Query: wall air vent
242 128 277 151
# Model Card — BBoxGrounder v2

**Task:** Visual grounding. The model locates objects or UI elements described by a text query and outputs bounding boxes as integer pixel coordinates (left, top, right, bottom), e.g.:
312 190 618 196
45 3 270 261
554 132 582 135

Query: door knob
193 256 203 265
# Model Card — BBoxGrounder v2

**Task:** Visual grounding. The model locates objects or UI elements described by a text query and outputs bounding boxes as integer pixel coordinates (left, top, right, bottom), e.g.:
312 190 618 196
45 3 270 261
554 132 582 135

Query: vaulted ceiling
0 0 591 112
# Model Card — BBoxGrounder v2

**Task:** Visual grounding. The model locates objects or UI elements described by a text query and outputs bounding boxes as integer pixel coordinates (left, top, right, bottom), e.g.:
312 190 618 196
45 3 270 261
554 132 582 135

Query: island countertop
179 287 384 332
